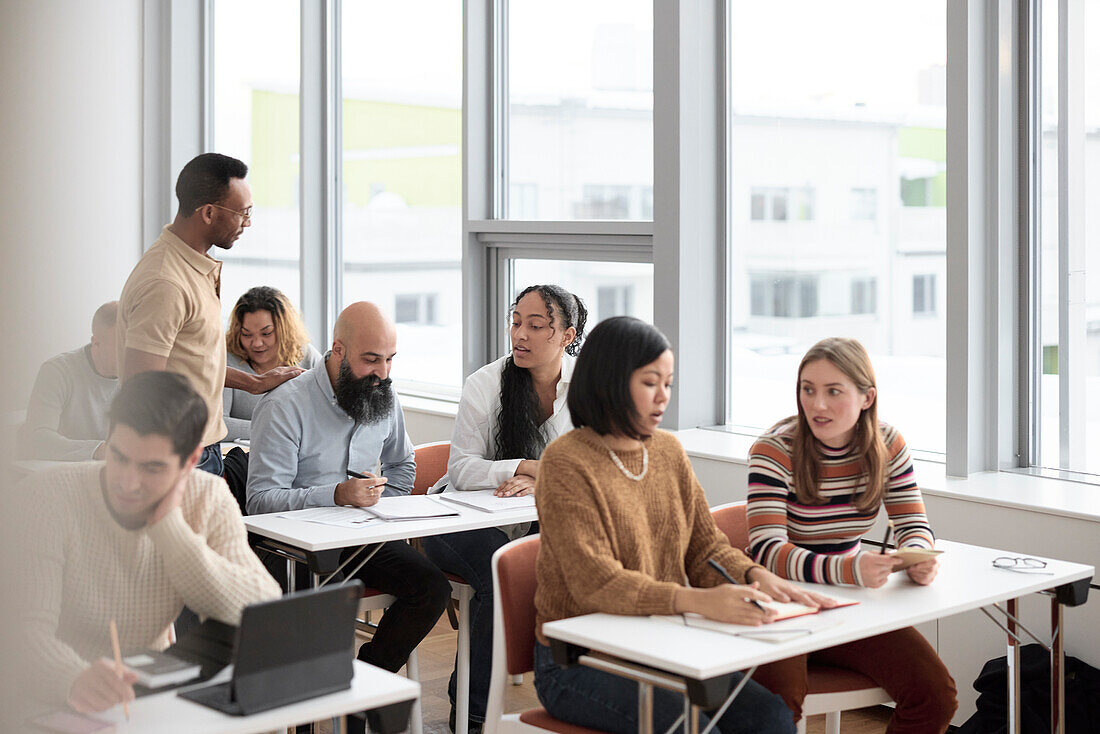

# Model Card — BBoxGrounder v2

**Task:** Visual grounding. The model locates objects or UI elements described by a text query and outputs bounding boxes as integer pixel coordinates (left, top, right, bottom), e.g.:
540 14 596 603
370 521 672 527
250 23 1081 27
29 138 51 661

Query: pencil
879 519 895 555
109 619 129 721
707 558 767 613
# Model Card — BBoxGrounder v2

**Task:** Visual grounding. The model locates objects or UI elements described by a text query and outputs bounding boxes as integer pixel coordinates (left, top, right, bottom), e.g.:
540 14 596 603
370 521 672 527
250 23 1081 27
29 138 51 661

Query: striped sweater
746 422 934 586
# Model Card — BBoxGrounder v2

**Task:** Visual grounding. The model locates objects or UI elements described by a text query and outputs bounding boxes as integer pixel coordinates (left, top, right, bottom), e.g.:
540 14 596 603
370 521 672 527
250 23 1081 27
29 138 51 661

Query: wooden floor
337 614 894 734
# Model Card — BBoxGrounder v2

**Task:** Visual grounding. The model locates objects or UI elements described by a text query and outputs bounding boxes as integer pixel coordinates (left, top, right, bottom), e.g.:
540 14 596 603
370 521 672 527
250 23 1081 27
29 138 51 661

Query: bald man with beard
245 302 449 699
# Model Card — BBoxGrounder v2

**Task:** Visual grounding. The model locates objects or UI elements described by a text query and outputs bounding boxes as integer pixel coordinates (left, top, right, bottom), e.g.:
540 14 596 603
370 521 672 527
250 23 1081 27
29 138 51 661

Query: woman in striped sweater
747 337 957 733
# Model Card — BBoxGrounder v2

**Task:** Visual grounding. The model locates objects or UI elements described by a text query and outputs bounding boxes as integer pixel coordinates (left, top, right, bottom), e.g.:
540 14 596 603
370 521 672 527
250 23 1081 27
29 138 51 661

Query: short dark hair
175 153 248 216
108 372 207 462
567 316 671 440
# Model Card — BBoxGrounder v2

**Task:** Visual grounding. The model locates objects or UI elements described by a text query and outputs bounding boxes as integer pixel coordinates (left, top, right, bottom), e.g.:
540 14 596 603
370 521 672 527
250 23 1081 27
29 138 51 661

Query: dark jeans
422 525 535 722
196 443 224 476
263 539 450 673
533 642 796 734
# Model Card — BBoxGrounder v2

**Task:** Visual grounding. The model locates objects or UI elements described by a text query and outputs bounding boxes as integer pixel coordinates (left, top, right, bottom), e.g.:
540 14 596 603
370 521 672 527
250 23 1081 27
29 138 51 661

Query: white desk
92 661 418 734
541 539 1093 734
245 500 537 553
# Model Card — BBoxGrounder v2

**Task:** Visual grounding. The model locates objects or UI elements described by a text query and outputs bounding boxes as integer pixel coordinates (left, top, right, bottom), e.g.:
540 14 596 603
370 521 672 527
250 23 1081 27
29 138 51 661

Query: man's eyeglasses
992 557 1053 574
210 203 253 222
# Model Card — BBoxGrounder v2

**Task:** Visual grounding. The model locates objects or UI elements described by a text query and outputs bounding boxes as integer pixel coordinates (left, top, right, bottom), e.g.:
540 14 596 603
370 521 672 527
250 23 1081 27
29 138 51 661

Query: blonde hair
772 337 887 513
226 286 310 369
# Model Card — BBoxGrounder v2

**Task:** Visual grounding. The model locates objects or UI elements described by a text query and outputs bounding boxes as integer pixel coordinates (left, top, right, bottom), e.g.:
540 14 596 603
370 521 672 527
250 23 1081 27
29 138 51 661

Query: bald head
329 301 398 383
90 301 119 378
91 301 119 336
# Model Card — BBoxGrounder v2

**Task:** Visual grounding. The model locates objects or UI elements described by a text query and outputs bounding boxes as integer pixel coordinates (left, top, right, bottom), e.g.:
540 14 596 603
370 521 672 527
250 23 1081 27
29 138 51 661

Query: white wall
0 0 144 413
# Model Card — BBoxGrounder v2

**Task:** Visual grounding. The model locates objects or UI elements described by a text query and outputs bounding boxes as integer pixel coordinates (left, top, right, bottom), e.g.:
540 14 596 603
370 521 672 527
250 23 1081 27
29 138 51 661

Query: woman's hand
675 583 776 626
858 552 904 588
745 566 838 609
905 557 939 585
495 474 536 497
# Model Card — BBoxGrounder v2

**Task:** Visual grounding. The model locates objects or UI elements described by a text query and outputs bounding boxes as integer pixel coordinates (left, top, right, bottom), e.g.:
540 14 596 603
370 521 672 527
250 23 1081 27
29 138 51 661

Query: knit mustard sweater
535 427 761 642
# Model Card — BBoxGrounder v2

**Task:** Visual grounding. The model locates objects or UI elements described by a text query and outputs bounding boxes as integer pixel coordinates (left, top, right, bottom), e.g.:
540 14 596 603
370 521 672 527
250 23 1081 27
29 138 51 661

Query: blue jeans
533 642 796 734
422 526 532 722
196 443 224 476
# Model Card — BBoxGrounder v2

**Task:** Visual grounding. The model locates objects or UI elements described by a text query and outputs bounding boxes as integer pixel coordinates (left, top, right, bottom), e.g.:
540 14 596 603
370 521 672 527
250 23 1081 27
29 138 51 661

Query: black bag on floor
955 643 1100 733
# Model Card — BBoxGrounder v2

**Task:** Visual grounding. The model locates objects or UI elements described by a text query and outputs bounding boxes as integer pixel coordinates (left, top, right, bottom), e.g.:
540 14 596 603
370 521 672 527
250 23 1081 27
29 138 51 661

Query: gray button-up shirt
245 355 416 514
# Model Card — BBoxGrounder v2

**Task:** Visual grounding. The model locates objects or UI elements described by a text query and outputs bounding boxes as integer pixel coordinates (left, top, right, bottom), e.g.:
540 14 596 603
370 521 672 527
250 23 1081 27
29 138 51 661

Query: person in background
533 316 829 734
222 286 322 443
422 284 586 734
20 301 120 461
16 371 280 715
747 337 957 732
117 153 301 477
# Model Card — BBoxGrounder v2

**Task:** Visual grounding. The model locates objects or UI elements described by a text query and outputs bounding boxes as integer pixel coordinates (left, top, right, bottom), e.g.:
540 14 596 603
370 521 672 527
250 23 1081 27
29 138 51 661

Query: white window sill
676 427 1100 525
399 392 460 419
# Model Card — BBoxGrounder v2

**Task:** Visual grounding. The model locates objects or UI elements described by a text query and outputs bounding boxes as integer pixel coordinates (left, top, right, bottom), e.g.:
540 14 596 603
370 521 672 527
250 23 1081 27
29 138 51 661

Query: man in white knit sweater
17 371 281 716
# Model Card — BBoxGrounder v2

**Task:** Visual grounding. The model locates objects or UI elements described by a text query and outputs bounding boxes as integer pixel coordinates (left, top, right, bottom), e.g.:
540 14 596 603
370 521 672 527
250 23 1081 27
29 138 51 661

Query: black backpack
956 643 1100 733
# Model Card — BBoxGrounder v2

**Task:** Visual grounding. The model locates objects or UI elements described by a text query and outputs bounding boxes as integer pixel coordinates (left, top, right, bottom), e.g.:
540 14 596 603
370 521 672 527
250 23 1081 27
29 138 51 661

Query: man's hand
148 465 191 526
67 659 137 714
334 474 388 507
906 557 940 585
495 474 536 497
745 566 838 609
676 582 777 626
858 552 905 588
248 366 305 394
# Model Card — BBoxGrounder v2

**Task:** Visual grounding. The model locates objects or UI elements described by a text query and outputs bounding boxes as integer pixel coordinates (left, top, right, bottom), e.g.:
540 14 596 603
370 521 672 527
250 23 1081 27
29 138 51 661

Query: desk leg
1006 598 1021 734
680 697 699 734
287 558 296 593
1051 597 1064 734
638 682 654 734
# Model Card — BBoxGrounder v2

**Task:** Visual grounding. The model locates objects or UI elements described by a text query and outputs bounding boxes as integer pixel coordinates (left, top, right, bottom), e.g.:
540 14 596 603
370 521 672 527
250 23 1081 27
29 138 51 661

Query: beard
334 357 395 425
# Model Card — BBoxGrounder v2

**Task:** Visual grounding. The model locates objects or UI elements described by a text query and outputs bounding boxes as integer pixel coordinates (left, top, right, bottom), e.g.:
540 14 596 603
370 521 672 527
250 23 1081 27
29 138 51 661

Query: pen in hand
707 558 767 613
879 519 895 555
109 619 129 722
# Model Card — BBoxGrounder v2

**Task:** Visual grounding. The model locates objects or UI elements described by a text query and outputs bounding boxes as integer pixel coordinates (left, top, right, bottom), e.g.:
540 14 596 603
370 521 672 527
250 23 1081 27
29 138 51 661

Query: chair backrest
413 441 450 495
711 501 750 551
493 535 541 675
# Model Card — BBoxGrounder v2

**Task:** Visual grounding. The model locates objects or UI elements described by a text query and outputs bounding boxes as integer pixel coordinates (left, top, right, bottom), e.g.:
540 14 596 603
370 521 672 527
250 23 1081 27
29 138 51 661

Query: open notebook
437 489 536 513
364 495 460 521
654 593 859 643
890 547 943 571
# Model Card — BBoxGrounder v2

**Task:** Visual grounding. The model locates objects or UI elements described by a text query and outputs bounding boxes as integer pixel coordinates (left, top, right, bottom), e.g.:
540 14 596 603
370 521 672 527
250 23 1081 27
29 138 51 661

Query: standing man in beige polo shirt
118 153 303 476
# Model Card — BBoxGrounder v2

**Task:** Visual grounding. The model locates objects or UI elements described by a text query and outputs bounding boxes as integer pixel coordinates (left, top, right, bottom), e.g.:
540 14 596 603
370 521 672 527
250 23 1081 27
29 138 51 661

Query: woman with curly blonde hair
223 286 321 442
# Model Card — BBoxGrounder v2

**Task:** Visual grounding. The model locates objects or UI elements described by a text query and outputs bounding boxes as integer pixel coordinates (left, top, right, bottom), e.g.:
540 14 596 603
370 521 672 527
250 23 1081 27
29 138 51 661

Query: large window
340 0 462 389
211 0 302 327
726 0 947 455
505 0 652 220
510 260 653 326
1032 0 1099 475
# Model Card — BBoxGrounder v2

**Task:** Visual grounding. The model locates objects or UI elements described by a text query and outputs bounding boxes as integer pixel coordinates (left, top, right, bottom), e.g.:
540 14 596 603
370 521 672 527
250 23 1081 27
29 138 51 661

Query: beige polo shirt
118 226 227 447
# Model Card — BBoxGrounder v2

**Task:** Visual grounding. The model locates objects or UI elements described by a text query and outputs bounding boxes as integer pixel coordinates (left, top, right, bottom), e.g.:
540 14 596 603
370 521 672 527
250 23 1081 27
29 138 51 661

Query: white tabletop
92 660 419 734
541 539 1094 681
245 497 538 551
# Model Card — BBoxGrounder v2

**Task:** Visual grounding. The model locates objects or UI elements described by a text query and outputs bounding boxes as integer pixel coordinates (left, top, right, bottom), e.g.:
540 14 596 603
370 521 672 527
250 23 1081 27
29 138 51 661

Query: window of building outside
211 0 302 328
912 273 936 316
1033 0 1099 475
850 187 877 221
340 0 462 389
850 277 877 315
727 0 947 455
506 0 653 220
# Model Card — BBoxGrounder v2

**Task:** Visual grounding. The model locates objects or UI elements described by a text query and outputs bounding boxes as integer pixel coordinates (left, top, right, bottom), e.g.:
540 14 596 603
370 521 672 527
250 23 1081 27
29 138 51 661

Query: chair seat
806 664 880 695
519 708 607 734
361 587 388 598
446 572 470 585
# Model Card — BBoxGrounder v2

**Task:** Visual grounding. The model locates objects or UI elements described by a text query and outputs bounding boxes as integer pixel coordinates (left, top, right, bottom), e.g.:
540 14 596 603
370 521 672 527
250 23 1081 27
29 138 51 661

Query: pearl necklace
608 444 648 481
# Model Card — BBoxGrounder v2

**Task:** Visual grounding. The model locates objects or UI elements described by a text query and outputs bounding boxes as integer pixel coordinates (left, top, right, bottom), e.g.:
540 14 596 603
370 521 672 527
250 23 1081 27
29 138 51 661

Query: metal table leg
1006 598 1021 734
1050 597 1064 734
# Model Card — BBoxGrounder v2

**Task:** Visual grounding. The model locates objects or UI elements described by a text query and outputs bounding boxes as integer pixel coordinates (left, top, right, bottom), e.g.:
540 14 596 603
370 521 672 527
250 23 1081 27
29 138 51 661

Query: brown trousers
753 626 958 734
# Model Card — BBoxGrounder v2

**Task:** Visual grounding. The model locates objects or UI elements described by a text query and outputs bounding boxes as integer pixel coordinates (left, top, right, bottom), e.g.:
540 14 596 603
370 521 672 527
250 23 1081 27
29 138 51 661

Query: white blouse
432 353 575 494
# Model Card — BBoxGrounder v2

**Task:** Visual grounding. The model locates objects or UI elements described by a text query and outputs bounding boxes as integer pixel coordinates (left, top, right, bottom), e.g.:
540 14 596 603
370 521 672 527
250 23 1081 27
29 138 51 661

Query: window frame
163 0 1095 483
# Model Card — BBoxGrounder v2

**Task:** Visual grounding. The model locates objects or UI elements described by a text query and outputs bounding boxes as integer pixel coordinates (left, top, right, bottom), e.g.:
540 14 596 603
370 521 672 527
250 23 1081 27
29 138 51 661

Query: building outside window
912 273 936 316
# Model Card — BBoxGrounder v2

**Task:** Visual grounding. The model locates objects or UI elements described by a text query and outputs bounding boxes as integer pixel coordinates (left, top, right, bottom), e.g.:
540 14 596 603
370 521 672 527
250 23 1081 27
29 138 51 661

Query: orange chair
352 441 452 734
711 501 891 734
485 535 606 734
411 441 483 734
